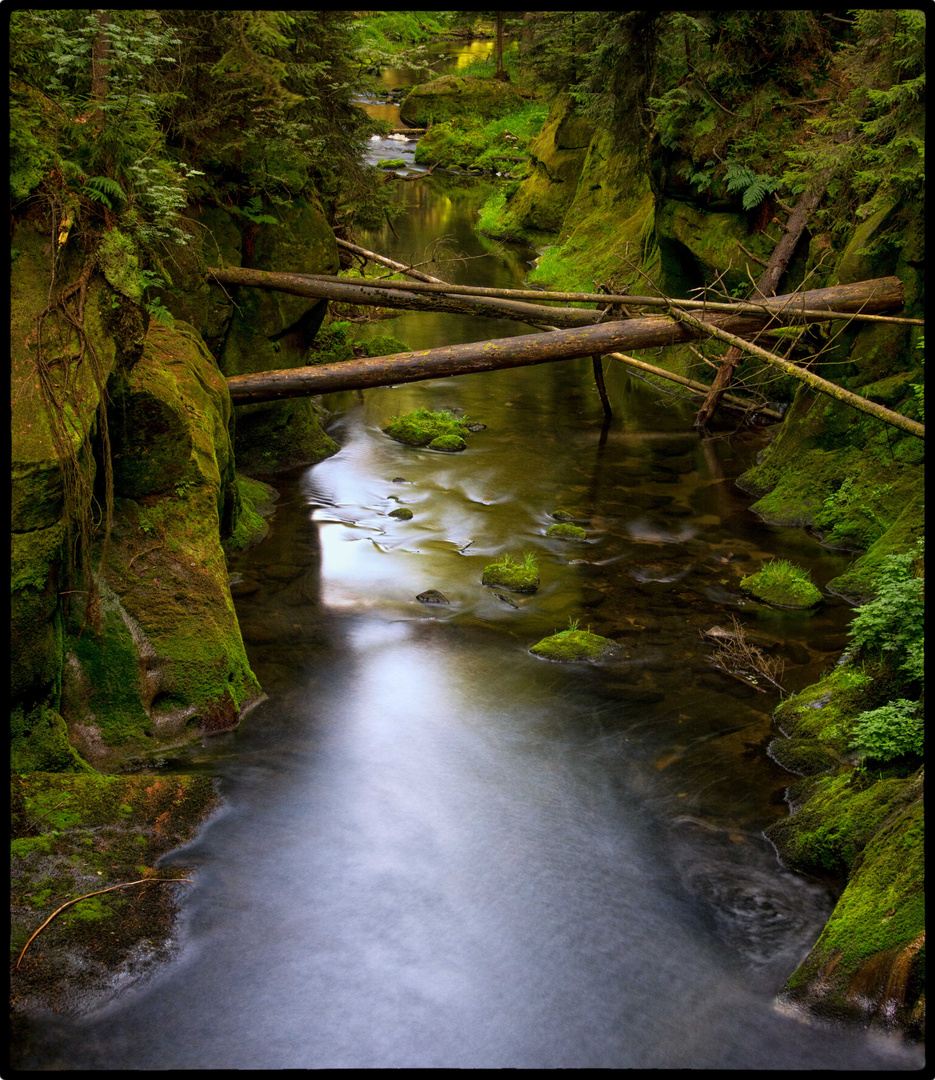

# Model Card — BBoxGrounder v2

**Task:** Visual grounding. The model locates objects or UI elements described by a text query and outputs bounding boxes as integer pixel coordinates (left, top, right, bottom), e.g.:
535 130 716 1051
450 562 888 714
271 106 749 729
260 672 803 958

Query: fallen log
327 244 923 325
206 265 604 329
226 277 903 405
670 307 924 440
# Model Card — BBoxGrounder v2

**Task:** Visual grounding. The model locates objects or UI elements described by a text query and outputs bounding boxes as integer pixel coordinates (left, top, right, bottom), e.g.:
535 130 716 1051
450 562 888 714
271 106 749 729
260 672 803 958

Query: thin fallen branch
323 248 923 325
16 877 192 970
669 307 925 440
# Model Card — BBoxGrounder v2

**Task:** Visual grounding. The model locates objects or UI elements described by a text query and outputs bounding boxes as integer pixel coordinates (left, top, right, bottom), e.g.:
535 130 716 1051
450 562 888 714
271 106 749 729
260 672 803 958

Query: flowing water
12 49 925 1072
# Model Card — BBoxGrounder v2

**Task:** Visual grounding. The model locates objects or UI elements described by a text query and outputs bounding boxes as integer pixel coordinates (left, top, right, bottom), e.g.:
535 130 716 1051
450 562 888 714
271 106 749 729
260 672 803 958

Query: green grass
740 558 822 608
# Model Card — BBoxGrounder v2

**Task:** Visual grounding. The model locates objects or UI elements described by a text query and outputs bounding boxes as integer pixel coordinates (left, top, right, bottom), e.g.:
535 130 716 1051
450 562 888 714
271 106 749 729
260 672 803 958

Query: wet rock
391 477 410 483
546 523 589 542
530 628 618 662
416 589 449 605
389 507 414 520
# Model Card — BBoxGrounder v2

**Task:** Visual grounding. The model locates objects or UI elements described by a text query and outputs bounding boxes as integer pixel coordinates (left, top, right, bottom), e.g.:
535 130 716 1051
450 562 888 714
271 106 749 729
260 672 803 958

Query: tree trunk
225 277 903 404
694 178 828 428
90 10 110 128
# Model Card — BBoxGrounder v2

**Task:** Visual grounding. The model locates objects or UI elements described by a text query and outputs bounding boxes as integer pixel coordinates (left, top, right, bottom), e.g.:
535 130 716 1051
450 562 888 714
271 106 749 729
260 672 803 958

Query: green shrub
848 542 924 686
850 699 923 764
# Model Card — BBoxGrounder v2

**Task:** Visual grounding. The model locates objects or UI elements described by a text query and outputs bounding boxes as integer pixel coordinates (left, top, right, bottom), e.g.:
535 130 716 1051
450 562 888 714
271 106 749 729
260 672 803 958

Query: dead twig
16 877 192 970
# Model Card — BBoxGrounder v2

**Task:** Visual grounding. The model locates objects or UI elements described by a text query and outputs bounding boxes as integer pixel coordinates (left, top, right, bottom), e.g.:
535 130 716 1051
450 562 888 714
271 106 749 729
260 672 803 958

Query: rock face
155 196 341 474
399 75 523 127
11 212 265 771
60 322 263 770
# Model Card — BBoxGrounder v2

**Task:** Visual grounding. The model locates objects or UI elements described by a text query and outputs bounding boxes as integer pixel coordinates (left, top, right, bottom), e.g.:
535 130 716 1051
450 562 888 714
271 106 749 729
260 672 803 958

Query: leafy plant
849 699 923 764
723 161 782 210
847 543 924 687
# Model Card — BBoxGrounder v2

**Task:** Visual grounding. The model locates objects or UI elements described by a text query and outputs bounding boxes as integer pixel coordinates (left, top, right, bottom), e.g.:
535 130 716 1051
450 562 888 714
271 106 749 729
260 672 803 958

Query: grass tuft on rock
530 619 616 662
740 559 822 609
482 552 539 593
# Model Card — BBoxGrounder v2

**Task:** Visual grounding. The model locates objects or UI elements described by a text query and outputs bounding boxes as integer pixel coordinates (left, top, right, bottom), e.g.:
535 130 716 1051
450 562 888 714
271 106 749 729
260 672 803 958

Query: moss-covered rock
383 408 471 448
530 627 617 662
740 559 822 609
768 736 842 777
56 323 263 769
388 507 414 520
482 555 539 594
546 522 588 541
769 769 923 1035
11 771 217 1013
399 75 524 127
223 474 278 557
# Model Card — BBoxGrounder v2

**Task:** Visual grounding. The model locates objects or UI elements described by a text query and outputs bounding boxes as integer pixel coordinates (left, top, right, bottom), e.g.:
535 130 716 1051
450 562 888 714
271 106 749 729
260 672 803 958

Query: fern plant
723 161 782 210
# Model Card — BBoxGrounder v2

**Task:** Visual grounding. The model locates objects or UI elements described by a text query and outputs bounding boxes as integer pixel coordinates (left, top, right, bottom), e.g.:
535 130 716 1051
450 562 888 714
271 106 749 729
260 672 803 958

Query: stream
12 42 924 1071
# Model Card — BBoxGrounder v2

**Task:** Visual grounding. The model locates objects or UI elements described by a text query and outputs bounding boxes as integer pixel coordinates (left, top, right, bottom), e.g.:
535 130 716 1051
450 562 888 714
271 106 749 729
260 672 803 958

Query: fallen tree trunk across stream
225 276 904 404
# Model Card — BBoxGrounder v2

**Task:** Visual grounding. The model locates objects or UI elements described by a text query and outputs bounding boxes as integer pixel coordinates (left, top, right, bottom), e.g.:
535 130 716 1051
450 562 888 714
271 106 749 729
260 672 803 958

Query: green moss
359 334 409 357
378 158 407 169
776 772 924 1027
765 771 909 877
11 772 217 1006
546 522 588 541
97 228 144 302
482 553 539 594
427 433 467 452
388 507 413 520
530 627 617 662
767 737 841 777
399 75 524 127
383 408 470 447
223 474 277 556
773 664 876 748
10 704 93 774
740 559 822 608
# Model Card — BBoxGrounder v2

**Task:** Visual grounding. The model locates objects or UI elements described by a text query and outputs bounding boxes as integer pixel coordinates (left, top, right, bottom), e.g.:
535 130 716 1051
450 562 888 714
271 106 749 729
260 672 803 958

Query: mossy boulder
486 95 595 237
414 120 488 169
546 522 588 541
383 408 471 449
530 628 617 662
768 736 842 777
389 507 414 520
399 75 523 127
740 560 822 608
654 197 772 298
767 769 923 1034
482 556 539 594
59 323 262 769
223 474 278 557
198 196 340 473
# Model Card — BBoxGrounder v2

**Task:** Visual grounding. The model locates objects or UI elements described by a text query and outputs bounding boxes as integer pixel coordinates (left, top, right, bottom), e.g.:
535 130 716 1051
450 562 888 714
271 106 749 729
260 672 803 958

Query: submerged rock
416 589 449 605
530 628 617 662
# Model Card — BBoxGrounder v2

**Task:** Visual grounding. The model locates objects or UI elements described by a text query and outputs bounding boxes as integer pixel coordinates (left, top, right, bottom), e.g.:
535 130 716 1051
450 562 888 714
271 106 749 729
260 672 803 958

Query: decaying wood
694 180 827 428
314 254 923 325
336 237 447 284
694 182 826 426
225 277 903 405
592 355 613 418
206 266 604 330
605 351 784 420
670 307 924 440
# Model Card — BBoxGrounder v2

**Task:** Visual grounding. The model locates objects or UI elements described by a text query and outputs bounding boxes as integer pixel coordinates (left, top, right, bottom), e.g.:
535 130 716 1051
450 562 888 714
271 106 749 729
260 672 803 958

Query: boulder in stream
530 625 618 662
